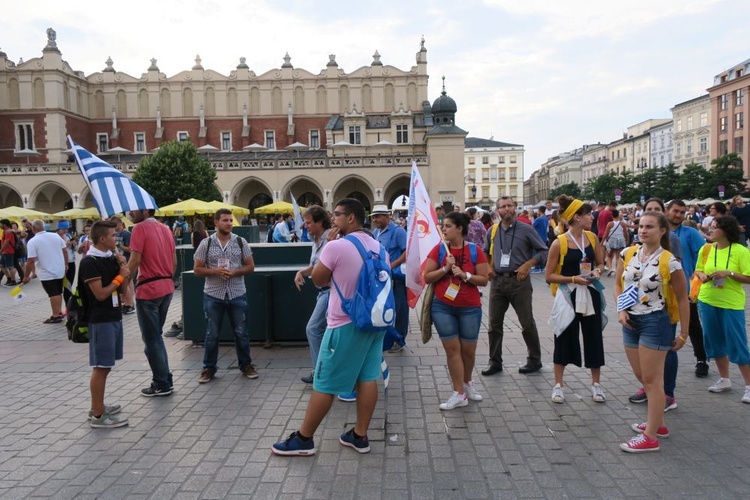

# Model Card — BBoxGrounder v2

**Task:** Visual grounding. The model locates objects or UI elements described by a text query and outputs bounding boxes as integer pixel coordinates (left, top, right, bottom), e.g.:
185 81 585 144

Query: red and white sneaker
620 434 660 453
630 422 669 438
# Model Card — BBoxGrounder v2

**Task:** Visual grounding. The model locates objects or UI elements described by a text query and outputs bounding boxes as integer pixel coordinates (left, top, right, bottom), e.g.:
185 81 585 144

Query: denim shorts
89 321 124 368
313 323 385 395
431 299 482 342
621 309 674 351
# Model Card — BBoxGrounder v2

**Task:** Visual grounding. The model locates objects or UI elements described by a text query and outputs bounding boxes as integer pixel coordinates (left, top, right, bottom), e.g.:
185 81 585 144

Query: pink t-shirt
319 232 389 329
130 218 176 300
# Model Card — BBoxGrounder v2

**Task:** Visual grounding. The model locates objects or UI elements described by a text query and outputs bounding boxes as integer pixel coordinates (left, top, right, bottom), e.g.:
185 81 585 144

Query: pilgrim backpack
332 234 396 332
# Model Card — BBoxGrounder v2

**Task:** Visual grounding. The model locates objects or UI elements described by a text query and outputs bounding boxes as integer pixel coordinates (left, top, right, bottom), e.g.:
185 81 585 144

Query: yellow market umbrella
253 201 294 215
53 207 102 220
155 198 216 217
0 206 53 220
205 200 251 216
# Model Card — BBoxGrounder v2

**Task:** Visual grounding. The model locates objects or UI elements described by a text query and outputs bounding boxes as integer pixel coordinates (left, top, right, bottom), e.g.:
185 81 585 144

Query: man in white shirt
23 219 68 323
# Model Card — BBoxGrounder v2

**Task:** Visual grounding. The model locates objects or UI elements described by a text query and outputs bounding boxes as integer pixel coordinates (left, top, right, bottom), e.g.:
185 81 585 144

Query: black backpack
66 287 89 343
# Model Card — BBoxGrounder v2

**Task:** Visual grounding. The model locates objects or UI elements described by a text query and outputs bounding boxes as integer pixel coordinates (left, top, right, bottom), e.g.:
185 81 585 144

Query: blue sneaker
271 431 316 457
339 428 370 453
338 390 357 402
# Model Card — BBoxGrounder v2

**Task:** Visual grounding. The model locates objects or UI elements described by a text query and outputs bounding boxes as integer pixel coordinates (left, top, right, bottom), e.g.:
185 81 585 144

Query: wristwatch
463 272 472 282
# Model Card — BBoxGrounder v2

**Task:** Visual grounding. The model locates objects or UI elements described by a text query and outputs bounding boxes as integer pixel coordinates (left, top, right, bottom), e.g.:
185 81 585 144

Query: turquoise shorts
313 323 385 395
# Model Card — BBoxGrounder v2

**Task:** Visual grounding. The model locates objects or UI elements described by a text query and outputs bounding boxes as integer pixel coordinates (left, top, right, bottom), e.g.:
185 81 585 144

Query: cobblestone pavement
2 272 750 499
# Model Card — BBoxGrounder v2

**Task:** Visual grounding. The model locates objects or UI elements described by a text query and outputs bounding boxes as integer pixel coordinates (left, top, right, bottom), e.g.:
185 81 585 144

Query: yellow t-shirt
696 243 750 310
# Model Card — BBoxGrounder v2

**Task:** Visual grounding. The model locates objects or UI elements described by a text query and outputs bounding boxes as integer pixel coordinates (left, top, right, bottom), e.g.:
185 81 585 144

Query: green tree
617 170 639 203
550 182 581 199
582 171 620 202
636 168 659 202
133 141 222 206
652 164 680 200
675 163 711 200
707 153 746 199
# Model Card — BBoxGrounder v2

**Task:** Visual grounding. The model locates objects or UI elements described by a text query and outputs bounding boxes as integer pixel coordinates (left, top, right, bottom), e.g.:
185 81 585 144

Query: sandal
43 316 63 324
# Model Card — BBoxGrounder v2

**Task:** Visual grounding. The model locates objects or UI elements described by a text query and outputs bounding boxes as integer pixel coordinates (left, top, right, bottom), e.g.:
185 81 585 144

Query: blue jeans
393 279 409 341
136 294 173 390
306 289 329 369
431 300 482 342
203 293 252 373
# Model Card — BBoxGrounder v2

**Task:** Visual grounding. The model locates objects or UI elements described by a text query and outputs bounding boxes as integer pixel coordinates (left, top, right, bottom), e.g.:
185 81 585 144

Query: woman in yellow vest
545 196 606 405
614 212 690 453
694 215 750 403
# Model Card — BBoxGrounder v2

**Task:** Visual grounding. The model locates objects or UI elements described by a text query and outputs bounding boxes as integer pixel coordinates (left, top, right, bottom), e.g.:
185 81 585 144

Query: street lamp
638 158 647 204
719 184 725 201
470 183 477 202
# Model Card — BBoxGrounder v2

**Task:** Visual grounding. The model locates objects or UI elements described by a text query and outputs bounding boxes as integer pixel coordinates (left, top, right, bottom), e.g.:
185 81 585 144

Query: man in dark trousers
483 197 548 376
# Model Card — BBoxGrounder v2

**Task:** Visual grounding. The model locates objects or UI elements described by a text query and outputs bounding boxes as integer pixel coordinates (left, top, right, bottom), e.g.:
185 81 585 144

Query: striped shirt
309 229 330 289
194 233 253 300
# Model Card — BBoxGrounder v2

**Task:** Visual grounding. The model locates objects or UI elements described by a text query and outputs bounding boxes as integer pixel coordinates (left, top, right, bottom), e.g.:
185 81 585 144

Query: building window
721 94 728 110
265 130 276 149
177 131 189 142
348 125 361 145
686 140 693 154
676 119 682 132
482 156 489 164
482 187 489 198
490 168 497 181
700 112 708 127
309 130 320 149
676 142 681 156
720 117 728 132
699 137 708 152
499 169 505 179
468 170 475 181
482 169 489 180
736 137 744 154
719 140 728 156
14 122 34 151
499 156 505 164
737 89 745 106
221 131 232 151
736 112 744 130
97 133 109 154
134 132 146 153
396 124 408 144
510 156 517 163
468 157 475 165
687 116 693 130
510 169 517 179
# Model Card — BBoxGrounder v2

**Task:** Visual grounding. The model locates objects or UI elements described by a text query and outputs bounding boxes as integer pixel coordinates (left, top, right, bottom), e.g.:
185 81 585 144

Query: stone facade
0 30 466 213
464 137 524 209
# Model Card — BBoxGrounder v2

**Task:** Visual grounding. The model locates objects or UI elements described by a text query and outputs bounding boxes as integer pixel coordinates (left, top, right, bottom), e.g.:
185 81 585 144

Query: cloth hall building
0 30 467 214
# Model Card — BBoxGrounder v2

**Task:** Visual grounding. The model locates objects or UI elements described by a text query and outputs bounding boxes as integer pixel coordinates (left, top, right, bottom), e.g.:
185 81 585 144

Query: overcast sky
3 0 747 179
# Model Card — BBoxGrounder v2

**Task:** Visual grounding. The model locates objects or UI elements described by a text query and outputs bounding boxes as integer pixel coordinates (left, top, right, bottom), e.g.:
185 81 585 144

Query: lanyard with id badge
443 245 465 301
712 244 732 288
567 231 592 276
497 225 516 268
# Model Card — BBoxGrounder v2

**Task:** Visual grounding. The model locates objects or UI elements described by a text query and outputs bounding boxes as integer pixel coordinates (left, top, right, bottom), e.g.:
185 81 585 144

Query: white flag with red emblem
405 161 443 307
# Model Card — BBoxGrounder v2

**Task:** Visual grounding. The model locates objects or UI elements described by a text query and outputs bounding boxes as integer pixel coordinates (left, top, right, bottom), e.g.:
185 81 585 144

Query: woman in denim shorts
424 212 490 411
614 212 690 453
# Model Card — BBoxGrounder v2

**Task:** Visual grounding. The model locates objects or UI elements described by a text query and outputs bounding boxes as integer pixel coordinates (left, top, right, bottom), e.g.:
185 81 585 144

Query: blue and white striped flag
290 192 303 239
381 355 390 393
616 284 639 312
67 136 158 218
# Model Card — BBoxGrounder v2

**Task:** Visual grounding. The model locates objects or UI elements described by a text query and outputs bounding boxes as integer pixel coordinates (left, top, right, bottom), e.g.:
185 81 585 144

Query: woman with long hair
694 215 750 402
545 196 606 404
614 212 690 453
192 219 208 250
424 212 491 410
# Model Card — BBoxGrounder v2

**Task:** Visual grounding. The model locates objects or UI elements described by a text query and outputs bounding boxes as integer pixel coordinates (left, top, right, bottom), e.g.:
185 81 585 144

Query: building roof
672 94 710 109
465 137 522 148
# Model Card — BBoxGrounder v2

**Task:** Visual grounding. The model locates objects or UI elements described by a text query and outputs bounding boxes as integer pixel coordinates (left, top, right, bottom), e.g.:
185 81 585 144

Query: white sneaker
439 391 468 411
708 378 732 393
591 383 606 403
463 381 483 402
551 383 565 404
742 386 750 404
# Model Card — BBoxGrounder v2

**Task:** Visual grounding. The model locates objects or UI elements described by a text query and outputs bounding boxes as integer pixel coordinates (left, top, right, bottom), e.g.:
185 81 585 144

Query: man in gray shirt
483 197 549 376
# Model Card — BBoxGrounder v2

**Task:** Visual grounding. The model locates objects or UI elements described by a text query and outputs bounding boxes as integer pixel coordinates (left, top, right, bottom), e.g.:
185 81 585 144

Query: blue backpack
437 242 478 269
332 234 396 332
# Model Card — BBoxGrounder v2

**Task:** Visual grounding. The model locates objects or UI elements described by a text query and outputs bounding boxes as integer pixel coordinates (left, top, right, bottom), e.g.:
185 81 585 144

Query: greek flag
616 284 639 312
67 136 157 218
381 356 390 393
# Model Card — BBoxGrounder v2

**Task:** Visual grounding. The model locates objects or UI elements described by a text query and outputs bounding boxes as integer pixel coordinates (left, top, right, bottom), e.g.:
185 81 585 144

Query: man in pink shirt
128 208 176 397
272 198 388 457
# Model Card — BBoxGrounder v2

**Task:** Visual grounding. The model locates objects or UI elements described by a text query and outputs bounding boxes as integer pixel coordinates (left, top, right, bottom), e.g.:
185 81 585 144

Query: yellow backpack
622 246 679 324
487 223 499 268
550 231 598 297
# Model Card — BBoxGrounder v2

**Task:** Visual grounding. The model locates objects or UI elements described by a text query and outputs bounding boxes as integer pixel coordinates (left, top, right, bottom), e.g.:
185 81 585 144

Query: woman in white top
602 209 629 276
613 212 690 454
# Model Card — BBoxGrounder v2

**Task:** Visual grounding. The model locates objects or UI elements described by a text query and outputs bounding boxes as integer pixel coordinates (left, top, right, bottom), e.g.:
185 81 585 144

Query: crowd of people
5 193 750 457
